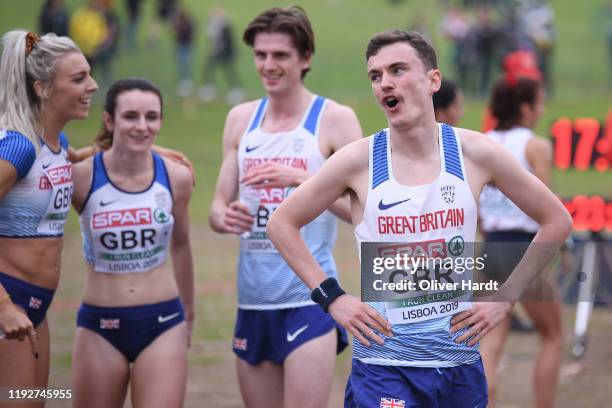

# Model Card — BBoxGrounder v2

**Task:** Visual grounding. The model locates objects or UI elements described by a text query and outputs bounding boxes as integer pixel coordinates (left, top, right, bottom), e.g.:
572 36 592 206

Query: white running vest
236 95 338 309
353 124 480 367
79 152 174 274
479 127 539 233
0 131 72 237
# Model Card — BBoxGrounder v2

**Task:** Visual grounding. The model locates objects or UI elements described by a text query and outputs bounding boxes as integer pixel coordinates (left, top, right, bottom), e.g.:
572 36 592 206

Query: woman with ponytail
0 29 98 394
70 78 194 408
479 75 563 408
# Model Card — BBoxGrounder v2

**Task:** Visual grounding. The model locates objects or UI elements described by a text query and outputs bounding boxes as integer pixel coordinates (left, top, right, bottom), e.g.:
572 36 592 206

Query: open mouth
384 96 399 108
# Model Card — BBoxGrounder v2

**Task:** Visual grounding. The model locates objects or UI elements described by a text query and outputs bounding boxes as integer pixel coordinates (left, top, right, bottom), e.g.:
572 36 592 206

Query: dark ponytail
490 76 541 131
94 78 164 150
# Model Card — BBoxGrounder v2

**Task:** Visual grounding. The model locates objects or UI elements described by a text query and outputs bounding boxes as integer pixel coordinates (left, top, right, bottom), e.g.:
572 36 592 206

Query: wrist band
311 277 345 312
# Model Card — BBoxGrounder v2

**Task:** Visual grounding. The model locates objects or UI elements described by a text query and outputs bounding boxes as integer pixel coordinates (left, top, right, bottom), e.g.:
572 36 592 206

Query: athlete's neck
104 147 153 189
39 110 66 150
262 86 312 132
389 117 439 161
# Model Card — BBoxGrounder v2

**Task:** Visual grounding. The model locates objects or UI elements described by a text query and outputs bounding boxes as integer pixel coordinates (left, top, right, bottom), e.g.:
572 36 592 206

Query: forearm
267 215 328 289
69 146 96 163
500 214 572 302
328 194 352 223
172 245 195 319
208 200 229 233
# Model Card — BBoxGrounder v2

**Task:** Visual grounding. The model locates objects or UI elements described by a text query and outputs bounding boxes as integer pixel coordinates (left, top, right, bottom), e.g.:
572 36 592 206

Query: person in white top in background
479 74 562 408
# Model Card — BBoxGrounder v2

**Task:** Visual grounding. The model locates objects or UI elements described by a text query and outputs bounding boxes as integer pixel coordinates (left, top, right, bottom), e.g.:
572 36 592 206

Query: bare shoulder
72 156 94 185
526 134 552 152
223 100 260 145
320 99 360 131
71 156 94 208
162 157 193 201
319 98 363 152
456 127 503 167
322 99 359 122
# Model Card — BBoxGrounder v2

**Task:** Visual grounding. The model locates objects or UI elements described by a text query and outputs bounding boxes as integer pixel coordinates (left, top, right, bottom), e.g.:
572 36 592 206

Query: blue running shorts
233 304 348 364
77 297 185 362
345 358 488 408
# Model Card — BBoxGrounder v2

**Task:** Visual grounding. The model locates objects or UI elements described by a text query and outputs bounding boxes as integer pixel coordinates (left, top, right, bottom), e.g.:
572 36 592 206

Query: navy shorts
0 271 55 327
233 304 348 365
344 358 488 408
77 297 185 363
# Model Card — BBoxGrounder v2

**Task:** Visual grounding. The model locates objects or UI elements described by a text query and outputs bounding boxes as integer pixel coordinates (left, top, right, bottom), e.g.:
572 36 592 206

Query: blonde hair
0 30 81 152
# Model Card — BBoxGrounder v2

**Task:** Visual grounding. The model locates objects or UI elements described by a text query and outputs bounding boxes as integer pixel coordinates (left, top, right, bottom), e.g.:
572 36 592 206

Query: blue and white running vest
237 95 338 309
79 152 174 274
0 130 72 237
479 127 539 233
353 124 480 367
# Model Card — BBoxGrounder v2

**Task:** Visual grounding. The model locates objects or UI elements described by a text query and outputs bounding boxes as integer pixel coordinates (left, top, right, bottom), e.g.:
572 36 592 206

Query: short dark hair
366 30 437 71
490 77 541 130
243 6 315 78
433 79 458 112
95 78 163 150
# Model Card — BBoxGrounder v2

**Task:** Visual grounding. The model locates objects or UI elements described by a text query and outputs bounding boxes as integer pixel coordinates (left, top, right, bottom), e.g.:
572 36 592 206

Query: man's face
367 42 440 129
253 32 311 95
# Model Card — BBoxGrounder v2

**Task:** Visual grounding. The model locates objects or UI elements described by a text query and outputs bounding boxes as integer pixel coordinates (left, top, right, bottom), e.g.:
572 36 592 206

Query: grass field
1 0 611 407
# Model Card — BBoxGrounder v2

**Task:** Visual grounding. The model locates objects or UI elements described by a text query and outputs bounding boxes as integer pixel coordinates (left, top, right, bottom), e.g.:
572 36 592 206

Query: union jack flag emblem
233 337 248 351
380 398 405 408
28 297 42 310
100 318 120 329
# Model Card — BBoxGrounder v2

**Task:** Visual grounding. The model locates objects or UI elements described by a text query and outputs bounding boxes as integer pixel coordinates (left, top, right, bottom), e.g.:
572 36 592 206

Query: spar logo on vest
39 164 72 190
92 208 159 251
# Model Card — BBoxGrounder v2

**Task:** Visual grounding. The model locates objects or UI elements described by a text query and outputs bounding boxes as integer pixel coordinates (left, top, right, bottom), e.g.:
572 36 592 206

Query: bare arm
323 103 363 223
0 160 39 355
452 132 572 344
490 136 570 298
0 160 17 200
267 149 353 288
209 103 256 234
268 140 392 346
71 158 94 212
525 136 553 187
168 160 195 344
67 145 95 163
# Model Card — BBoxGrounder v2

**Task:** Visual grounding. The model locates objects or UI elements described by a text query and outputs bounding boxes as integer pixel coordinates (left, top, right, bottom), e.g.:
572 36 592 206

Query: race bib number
241 186 303 253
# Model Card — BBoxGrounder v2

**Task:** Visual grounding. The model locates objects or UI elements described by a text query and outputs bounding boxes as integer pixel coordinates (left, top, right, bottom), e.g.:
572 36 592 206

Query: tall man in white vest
208 6 363 408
